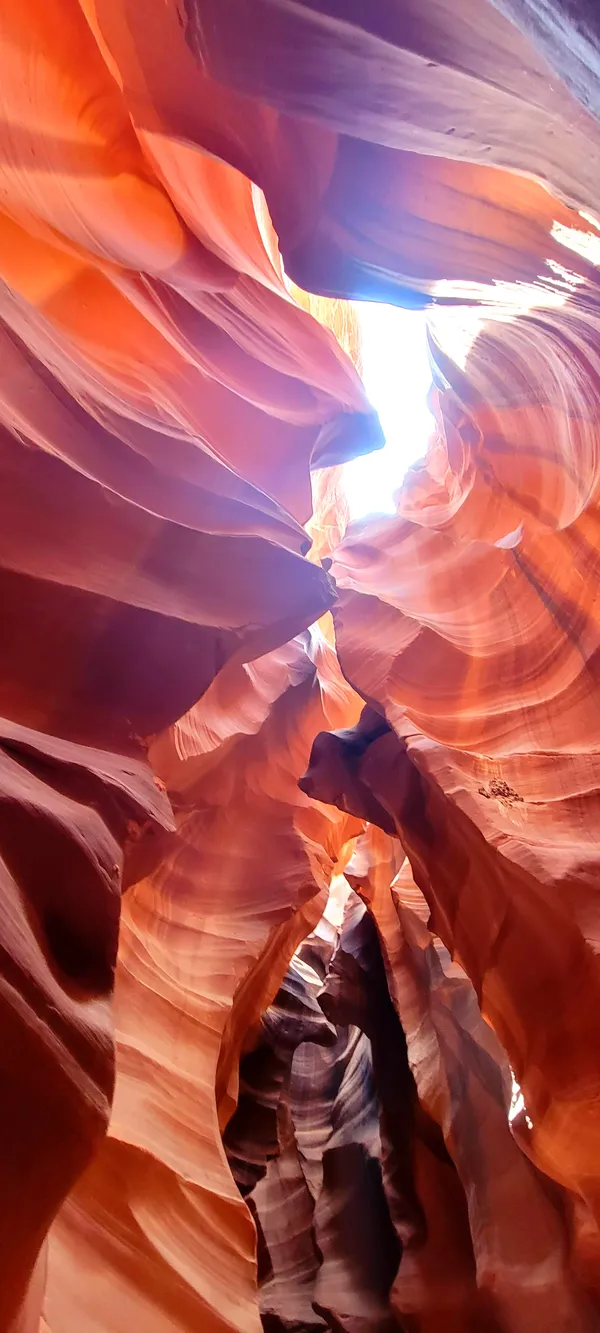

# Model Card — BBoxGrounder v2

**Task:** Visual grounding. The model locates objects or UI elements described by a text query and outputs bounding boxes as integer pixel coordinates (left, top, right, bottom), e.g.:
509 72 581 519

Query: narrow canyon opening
342 306 435 521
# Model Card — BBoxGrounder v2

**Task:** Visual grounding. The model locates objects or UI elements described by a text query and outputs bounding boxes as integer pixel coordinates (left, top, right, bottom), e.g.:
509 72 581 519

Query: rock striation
2 0 600 1330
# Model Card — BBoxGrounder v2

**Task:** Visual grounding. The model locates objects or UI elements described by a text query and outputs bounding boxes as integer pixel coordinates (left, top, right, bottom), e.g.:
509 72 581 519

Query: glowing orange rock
327 301 600 1237
350 829 596 1330
0 719 172 1331
44 633 361 1331
4 0 600 1328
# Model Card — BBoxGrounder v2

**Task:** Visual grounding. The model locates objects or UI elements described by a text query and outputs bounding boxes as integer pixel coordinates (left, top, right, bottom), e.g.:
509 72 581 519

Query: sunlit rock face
42 632 362 1333
4 0 600 1330
0 720 173 1333
325 299 600 1215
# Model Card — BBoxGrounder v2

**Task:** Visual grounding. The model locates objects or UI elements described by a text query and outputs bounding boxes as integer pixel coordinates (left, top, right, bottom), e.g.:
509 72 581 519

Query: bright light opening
343 304 436 521
509 1071 533 1130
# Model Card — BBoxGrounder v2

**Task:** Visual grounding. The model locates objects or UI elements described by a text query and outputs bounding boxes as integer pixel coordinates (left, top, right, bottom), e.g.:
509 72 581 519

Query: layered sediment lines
3 0 600 1330
326 302 600 1223
0 721 173 1331
302 294 600 1302
44 634 362 1332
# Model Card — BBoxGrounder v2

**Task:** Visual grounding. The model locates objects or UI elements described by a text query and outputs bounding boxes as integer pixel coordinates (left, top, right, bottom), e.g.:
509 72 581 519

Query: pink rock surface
2 0 600 1328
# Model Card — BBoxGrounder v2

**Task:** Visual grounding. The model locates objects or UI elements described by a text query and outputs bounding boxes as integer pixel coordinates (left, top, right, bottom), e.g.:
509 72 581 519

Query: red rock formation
349 830 597 1331
0 0 385 754
301 702 600 1324
226 907 403 1332
4 0 600 1329
43 634 361 1331
0 719 173 1331
0 2 374 1322
188 0 600 303
326 297 600 1224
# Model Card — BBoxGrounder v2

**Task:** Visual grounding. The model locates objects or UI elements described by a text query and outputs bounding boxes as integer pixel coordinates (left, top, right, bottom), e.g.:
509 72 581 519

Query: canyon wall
2 0 600 1329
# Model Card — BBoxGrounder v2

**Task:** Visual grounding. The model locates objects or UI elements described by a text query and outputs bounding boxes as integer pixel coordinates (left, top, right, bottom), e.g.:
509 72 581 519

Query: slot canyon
2 1 600 1329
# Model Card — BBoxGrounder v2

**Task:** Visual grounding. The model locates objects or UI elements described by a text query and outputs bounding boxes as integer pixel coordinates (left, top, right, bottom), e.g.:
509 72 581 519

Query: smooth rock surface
2 0 600 1329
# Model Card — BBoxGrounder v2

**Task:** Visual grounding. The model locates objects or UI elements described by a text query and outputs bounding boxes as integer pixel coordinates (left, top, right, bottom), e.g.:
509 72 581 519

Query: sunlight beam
343 304 435 521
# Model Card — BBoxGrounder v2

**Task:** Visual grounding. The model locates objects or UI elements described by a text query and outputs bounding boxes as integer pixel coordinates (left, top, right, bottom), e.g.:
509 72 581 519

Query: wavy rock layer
44 635 361 1332
302 710 600 1327
327 301 600 1216
0 719 173 1331
350 831 596 1332
3 0 600 1330
226 908 403 1332
0 0 383 752
0 0 375 1323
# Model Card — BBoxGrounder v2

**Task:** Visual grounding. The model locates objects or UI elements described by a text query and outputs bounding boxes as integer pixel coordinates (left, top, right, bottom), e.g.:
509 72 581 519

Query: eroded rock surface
3 0 600 1329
